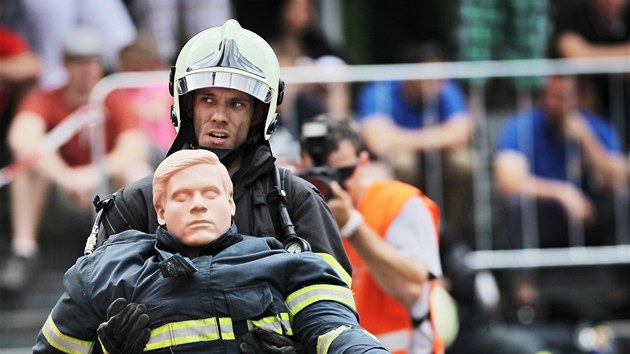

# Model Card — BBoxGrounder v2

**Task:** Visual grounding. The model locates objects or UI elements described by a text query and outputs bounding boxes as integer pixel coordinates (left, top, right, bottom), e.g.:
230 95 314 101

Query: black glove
96 298 151 354
240 327 304 354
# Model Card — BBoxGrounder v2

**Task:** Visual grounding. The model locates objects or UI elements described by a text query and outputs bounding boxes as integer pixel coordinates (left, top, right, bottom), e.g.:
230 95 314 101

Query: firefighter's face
193 87 256 152
157 163 235 249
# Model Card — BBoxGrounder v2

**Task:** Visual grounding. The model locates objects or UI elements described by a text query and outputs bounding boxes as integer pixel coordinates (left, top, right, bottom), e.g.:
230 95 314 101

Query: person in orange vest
299 117 445 354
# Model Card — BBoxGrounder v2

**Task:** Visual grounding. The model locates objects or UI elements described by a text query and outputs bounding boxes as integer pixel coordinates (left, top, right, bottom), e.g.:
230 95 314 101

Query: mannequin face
156 163 235 247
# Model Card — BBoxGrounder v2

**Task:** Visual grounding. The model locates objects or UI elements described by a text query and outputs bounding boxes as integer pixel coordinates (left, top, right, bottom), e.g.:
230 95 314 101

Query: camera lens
308 176 333 200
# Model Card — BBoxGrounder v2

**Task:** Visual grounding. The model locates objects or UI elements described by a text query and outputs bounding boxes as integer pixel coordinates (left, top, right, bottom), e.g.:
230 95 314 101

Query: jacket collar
156 222 242 259
231 143 276 201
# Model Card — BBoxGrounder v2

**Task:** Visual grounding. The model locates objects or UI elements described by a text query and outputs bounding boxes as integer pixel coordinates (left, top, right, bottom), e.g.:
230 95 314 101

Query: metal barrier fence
5 57 628 270
280 56 630 270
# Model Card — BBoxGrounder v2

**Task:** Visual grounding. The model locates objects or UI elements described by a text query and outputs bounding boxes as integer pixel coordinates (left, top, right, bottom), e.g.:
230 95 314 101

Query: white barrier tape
466 245 630 270
279 56 630 84
0 71 167 189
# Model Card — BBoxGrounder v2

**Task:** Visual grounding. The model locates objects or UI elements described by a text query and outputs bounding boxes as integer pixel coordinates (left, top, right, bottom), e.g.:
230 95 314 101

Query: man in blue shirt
494 75 626 248
493 75 628 311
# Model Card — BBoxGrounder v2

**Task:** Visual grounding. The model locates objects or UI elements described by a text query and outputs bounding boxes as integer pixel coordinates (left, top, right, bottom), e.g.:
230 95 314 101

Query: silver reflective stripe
145 317 225 351
246 313 293 336
247 318 282 334
317 326 349 354
285 284 355 315
219 317 235 340
377 329 411 353
279 313 293 336
41 315 93 354
177 71 273 103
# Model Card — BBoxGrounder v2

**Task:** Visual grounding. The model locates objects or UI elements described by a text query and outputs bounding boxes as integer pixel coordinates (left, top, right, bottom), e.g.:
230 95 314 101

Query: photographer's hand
327 181 355 227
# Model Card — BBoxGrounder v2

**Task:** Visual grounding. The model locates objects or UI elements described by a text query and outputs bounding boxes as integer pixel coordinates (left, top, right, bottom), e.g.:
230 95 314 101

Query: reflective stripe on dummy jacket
343 180 443 354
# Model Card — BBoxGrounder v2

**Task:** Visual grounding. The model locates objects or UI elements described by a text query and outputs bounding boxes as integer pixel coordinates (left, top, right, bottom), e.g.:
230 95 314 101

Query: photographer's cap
62 26 102 58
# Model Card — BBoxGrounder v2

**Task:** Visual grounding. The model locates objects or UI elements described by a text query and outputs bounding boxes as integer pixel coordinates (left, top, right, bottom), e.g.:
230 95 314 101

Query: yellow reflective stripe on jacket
98 338 109 354
218 317 235 340
42 315 94 354
285 284 355 315
316 325 349 354
145 317 233 351
247 313 293 335
315 252 352 287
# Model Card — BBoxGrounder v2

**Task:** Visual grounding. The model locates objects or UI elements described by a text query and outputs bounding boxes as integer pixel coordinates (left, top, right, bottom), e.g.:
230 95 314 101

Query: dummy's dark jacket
34 224 387 353
98 145 352 274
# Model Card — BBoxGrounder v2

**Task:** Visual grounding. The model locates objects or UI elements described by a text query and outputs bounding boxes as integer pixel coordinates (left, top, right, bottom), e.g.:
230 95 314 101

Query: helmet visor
176 71 273 104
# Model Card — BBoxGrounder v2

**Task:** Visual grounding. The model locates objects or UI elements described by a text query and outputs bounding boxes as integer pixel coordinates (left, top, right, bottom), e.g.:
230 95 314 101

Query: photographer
299 118 444 354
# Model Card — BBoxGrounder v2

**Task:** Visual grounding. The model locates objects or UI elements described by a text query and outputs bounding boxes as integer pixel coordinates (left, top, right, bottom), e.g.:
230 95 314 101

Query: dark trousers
502 194 619 250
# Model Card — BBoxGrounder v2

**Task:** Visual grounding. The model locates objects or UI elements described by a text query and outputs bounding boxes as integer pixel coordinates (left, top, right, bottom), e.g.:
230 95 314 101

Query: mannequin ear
156 205 166 226
229 195 236 217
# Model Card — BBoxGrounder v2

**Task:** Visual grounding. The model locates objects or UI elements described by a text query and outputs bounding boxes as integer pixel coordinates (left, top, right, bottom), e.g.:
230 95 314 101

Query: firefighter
34 149 387 354
90 19 349 268
84 19 351 353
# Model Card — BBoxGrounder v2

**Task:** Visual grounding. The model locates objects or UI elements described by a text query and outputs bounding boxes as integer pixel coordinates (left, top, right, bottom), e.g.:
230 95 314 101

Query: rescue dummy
33 149 389 354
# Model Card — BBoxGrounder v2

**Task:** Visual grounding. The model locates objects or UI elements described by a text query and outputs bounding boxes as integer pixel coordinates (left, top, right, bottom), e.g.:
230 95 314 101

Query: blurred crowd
0 0 629 353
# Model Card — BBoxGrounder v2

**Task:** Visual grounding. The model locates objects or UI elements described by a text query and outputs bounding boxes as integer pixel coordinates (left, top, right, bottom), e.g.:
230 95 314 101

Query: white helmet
168 19 284 154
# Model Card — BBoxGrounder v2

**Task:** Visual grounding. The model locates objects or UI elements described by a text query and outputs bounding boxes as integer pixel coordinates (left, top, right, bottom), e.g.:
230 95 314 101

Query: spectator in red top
0 26 41 167
0 26 152 292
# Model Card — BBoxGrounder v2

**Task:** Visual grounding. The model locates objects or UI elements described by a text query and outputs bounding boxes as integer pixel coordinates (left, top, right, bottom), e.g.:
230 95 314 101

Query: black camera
298 165 357 200
298 166 338 200
299 119 357 200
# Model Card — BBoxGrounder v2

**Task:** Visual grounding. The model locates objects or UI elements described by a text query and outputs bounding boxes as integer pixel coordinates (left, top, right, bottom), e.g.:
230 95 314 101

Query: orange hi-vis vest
343 180 443 354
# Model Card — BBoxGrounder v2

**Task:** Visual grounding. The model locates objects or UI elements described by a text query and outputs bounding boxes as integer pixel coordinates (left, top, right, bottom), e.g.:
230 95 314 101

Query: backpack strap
84 187 142 253
102 187 143 234
266 166 291 237
84 194 116 255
